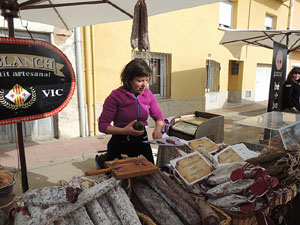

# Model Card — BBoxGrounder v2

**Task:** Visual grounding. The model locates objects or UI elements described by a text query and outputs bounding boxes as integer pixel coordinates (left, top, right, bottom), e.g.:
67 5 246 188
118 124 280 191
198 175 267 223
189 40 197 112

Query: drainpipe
286 0 294 73
83 26 95 136
246 0 252 57
288 0 294 29
74 27 86 137
91 26 98 135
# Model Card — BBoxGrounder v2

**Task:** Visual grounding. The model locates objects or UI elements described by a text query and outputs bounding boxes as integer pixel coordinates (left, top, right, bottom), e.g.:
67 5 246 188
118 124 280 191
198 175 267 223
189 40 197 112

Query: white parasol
220 29 300 54
15 0 224 29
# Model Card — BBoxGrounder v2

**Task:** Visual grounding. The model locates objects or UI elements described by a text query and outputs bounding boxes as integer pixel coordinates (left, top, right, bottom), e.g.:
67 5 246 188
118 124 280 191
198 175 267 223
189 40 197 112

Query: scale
168 111 224 143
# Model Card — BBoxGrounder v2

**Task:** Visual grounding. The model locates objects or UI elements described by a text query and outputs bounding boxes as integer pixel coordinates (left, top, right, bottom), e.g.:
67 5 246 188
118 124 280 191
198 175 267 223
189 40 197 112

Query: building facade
288 0 300 69
80 0 293 136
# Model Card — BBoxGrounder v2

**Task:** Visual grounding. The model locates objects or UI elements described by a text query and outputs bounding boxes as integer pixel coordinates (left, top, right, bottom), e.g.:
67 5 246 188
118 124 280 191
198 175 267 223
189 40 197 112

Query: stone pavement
0 100 268 196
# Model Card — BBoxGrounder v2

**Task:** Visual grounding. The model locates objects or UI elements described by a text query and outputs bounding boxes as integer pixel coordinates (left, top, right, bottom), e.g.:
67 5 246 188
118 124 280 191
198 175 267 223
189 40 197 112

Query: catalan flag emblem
5 84 31 106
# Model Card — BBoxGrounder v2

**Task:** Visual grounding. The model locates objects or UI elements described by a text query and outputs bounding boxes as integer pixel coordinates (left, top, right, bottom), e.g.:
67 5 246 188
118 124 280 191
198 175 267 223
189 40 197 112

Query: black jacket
281 79 300 111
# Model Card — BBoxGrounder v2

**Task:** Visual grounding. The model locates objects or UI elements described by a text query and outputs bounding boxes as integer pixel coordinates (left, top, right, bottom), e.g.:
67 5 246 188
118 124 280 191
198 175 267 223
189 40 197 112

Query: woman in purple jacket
98 59 164 165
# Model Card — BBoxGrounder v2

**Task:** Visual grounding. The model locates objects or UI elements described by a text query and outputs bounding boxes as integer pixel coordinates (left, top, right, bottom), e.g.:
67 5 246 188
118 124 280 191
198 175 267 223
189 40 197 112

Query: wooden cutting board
85 157 159 179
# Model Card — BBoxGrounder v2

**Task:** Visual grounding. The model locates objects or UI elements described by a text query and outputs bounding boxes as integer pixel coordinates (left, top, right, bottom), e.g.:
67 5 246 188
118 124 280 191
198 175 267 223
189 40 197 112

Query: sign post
6 15 29 193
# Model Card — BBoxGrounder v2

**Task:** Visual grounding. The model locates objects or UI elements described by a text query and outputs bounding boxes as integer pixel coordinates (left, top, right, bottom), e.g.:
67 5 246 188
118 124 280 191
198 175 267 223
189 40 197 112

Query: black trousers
107 130 154 164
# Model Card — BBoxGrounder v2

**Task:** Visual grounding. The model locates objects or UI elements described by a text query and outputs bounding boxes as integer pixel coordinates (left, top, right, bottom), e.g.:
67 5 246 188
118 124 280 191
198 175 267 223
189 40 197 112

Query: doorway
255 64 271 102
227 60 243 103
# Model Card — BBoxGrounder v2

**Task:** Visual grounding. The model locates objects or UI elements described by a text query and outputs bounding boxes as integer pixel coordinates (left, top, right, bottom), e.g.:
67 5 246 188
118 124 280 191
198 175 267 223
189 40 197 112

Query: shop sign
267 41 287 112
0 37 76 125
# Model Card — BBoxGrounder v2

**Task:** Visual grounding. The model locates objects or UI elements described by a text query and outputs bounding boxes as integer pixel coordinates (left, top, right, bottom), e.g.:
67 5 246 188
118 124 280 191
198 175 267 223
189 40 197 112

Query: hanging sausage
130 0 150 55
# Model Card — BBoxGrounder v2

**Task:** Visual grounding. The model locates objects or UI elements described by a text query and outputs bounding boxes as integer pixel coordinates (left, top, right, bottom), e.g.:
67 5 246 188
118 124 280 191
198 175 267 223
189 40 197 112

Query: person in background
281 67 300 113
97 58 164 166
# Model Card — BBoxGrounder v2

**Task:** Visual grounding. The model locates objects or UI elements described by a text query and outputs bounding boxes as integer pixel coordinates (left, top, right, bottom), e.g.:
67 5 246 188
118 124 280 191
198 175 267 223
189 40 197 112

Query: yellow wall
287 0 300 71
291 0 300 29
232 0 289 91
82 0 290 104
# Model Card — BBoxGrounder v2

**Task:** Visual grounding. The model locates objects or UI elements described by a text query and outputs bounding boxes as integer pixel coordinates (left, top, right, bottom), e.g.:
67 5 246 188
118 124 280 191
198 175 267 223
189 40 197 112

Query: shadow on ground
13 169 55 196
239 109 266 117
72 158 97 173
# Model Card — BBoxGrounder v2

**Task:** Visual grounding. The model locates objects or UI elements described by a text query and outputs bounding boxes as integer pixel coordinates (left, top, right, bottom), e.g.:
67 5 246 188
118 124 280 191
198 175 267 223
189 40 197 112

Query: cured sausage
64 214 77 225
53 217 70 225
197 199 220 225
106 185 141 225
207 194 248 208
212 162 246 176
128 188 158 224
98 195 122 225
143 174 201 225
205 179 254 198
77 177 113 225
27 205 43 218
158 171 199 212
207 174 231 186
27 178 119 225
28 206 67 225
132 179 184 225
166 139 176 145
138 0 150 51
130 0 140 49
70 176 94 225
20 186 78 206
85 199 112 225
69 207 94 225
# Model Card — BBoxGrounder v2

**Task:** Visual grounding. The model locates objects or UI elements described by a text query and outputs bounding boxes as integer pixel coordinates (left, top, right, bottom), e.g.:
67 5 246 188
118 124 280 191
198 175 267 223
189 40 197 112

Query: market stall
2 112 300 225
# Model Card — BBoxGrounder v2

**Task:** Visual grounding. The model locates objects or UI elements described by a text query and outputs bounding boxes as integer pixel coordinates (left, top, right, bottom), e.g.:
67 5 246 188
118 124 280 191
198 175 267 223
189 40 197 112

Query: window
0 29 50 42
265 15 274 30
206 60 220 93
231 61 239 75
134 52 171 98
219 1 233 29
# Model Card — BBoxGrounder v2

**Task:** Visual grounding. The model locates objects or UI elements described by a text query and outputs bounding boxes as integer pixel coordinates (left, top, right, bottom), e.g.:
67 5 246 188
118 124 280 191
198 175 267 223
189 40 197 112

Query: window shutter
219 2 233 29
265 15 273 30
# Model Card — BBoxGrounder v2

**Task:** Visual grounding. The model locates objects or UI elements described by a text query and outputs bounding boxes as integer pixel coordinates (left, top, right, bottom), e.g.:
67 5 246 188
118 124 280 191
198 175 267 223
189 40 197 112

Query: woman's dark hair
121 58 152 91
287 67 300 80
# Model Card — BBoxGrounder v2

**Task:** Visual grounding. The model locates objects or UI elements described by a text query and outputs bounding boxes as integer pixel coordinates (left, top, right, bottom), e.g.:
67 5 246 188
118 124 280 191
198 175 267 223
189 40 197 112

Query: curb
27 152 98 170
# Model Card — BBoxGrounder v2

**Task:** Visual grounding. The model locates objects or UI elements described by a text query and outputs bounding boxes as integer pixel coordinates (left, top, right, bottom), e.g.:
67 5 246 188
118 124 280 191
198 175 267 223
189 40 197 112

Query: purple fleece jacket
98 86 164 133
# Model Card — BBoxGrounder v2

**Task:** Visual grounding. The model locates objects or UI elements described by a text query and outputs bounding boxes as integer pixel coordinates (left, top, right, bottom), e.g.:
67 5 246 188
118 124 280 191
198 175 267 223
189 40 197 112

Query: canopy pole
6 11 29 193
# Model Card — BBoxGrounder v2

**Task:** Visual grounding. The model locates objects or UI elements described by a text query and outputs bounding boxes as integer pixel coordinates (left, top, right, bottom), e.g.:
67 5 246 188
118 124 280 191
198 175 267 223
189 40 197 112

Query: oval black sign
0 37 76 125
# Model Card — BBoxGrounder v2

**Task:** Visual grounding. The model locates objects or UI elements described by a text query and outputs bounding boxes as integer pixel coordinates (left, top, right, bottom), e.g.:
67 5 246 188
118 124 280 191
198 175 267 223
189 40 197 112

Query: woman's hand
124 120 145 136
152 120 164 139
105 120 144 136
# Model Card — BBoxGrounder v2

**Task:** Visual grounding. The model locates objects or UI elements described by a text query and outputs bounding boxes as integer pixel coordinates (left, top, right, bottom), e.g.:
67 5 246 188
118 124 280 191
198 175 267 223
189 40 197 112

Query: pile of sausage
246 148 300 186
202 162 279 213
16 177 142 225
128 171 221 225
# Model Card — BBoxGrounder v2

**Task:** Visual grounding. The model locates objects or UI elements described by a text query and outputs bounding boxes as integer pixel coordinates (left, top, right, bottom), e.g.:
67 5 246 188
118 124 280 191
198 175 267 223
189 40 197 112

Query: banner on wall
0 37 76 125
267 41 288 112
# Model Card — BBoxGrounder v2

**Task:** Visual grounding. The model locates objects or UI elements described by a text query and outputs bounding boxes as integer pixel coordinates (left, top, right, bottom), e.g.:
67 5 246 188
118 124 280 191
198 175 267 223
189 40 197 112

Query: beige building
80 0 294 136
288 0 300 70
